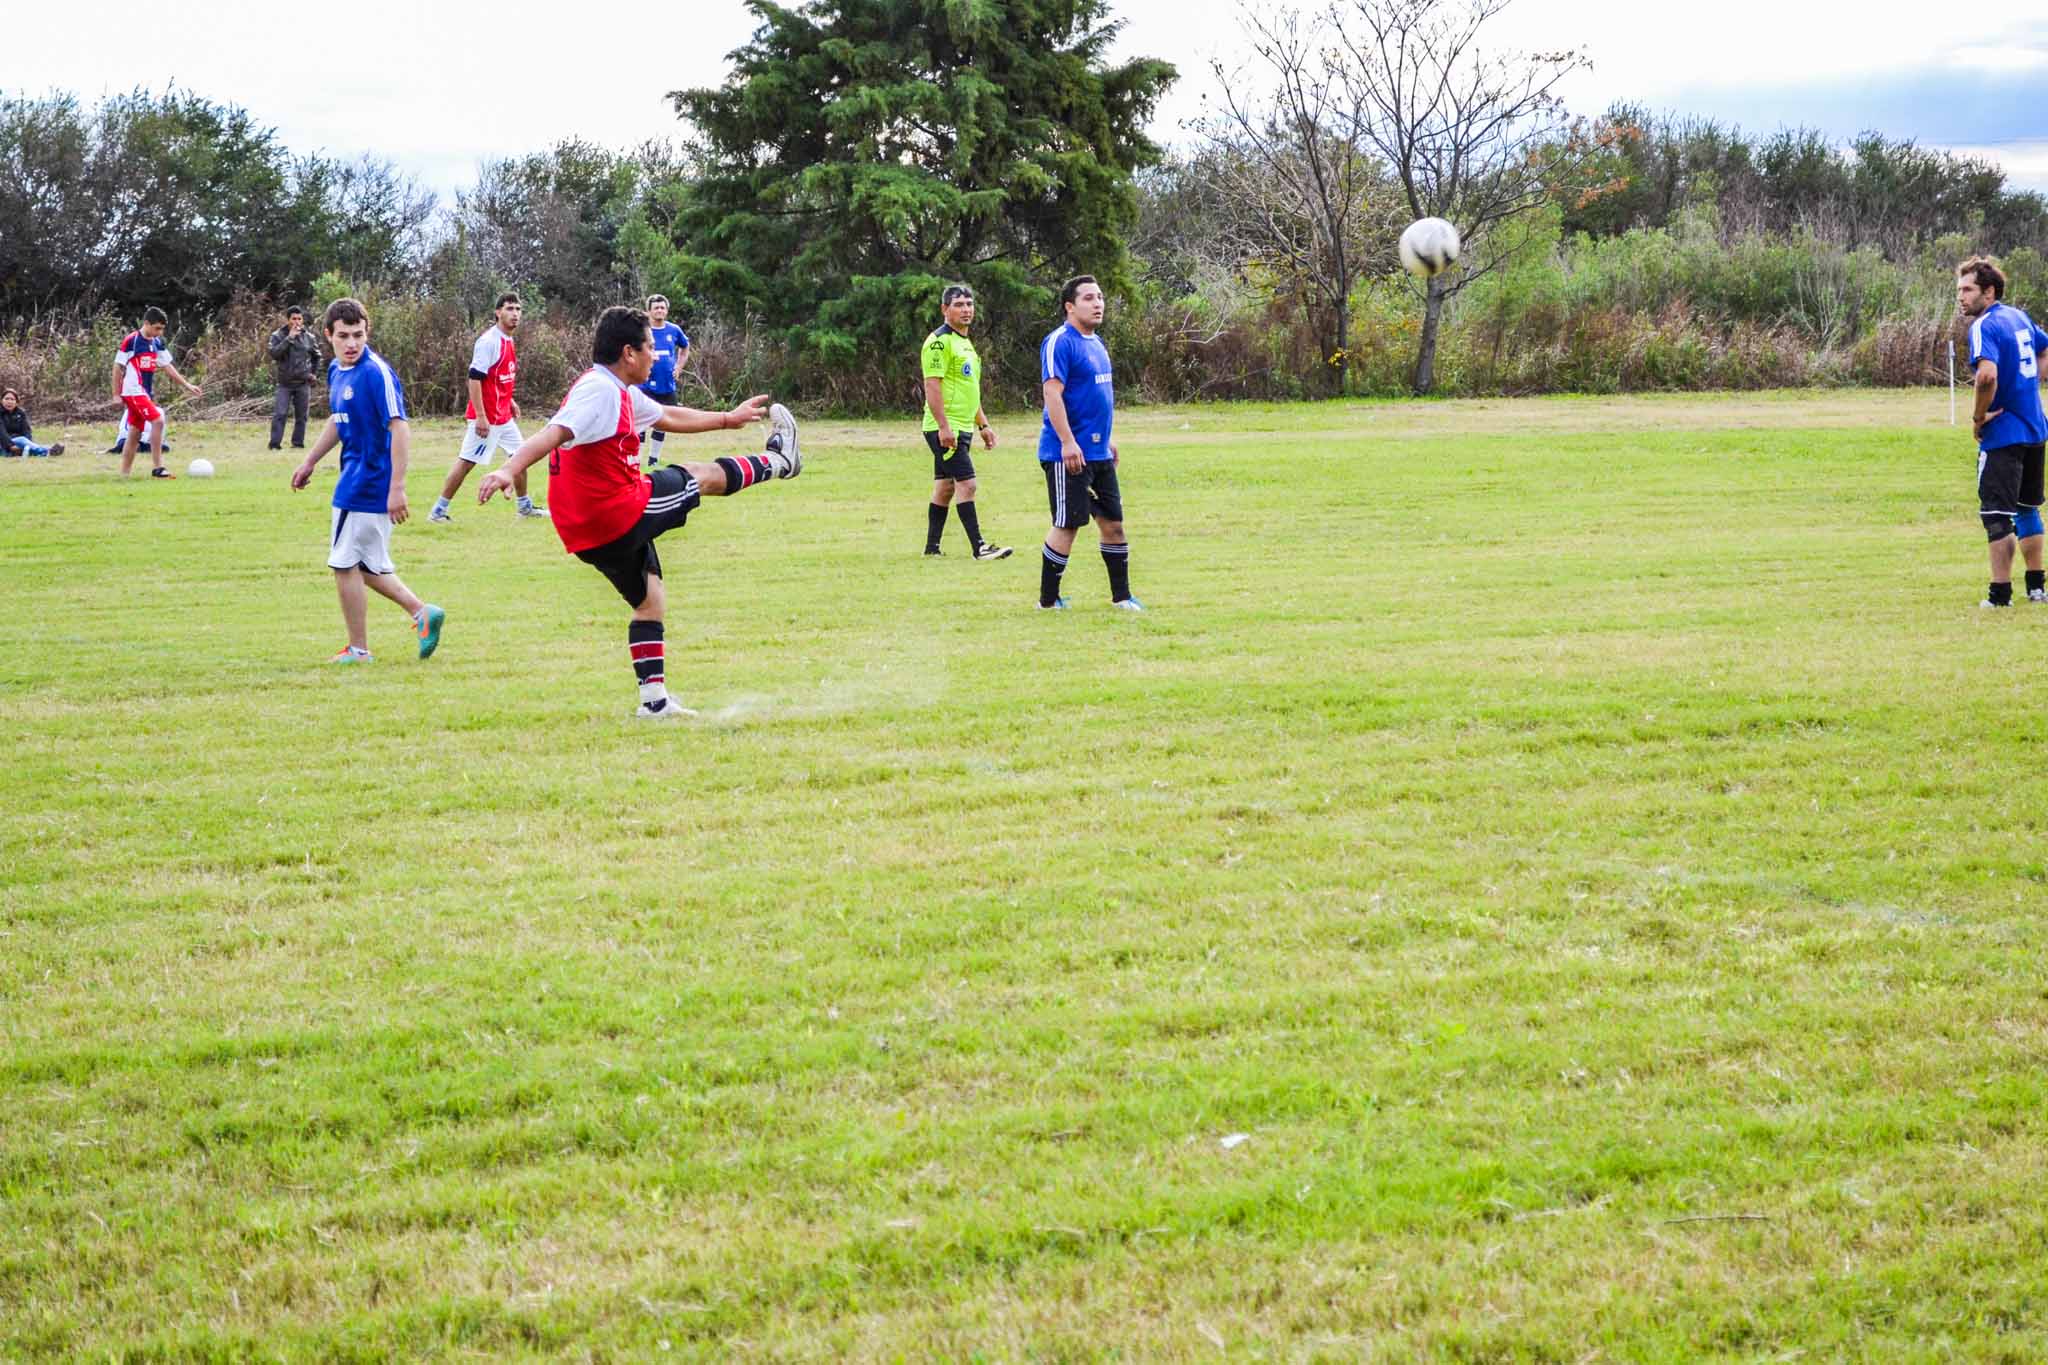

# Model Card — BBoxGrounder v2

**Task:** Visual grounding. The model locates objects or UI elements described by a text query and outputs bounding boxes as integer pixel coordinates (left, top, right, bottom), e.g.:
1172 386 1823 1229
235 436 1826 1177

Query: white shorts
457 420 524 464
328 507 396 575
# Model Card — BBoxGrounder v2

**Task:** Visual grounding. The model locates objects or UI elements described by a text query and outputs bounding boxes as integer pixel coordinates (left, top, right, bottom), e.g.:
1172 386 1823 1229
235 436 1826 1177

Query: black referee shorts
574 465 701 607
924 429 976 482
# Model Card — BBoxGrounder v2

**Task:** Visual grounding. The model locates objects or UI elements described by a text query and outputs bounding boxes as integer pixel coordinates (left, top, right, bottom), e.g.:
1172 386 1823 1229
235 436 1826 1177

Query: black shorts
573 466 702 607
924 429 976 481
1979 443 2046 524
1044 459 1122 530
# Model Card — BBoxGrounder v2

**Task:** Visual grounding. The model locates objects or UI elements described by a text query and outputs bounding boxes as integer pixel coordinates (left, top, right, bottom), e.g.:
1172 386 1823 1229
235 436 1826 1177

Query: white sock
639 680 668 708
433 496 449 513
517 495 533 511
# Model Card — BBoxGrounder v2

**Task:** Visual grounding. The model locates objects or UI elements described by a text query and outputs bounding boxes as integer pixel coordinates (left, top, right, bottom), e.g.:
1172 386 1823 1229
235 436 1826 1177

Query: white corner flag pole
1950 339 1957 426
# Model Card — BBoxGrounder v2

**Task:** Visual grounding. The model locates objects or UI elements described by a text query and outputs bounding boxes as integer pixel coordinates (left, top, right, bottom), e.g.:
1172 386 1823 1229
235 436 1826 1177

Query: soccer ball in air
187 458 214 478
1399 218 1461 277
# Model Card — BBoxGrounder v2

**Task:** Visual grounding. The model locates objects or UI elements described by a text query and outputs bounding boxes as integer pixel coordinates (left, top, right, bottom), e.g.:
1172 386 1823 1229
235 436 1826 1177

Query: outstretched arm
479 424 572 503
653 393 770 434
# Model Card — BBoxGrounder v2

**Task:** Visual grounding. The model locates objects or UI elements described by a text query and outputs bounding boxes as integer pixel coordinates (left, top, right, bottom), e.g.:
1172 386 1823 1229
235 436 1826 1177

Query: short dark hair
593 305 651 364
496 292 521 310
1 388 17 401
142 306 168 325
646 294 668 308
324 297 369 332
286 304 305 319
1059 275 1098 308
942 284 973 307
1959 256 2006 301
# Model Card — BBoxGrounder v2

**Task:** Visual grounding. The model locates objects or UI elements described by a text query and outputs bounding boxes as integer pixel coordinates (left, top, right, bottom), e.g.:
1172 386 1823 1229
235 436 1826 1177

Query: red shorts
122 395 164 427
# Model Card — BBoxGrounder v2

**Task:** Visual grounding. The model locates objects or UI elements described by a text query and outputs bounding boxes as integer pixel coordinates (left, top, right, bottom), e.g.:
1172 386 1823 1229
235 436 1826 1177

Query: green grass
6 391 2048 1361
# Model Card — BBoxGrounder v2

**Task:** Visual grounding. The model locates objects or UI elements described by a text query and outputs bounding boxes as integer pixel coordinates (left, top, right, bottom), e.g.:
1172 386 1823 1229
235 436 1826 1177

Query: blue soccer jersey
644 322 689 396
328 348 408 512
1970 301 2048 451
1037 323 1115 462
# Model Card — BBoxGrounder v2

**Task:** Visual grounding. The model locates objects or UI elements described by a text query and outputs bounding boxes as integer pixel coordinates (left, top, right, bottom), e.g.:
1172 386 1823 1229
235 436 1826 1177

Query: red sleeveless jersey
546 368 658 552
464 327 518 425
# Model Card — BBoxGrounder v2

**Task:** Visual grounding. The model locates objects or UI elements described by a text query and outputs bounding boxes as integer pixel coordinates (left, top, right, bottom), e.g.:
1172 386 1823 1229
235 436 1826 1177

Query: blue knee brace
2017 507 2042 539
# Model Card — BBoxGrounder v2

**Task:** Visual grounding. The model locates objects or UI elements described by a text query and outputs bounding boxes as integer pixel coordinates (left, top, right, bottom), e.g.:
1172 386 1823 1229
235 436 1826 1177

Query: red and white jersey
464 326 518 425
545 367 666 553
115 333 171 397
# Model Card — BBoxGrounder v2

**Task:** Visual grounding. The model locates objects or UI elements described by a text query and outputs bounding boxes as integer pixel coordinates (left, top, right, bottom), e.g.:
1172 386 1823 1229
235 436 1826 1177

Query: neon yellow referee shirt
920 325 981 434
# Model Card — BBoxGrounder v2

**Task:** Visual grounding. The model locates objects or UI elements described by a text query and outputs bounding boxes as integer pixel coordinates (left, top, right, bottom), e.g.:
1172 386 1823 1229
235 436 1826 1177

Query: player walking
290 298 446 664
1036 275 1141 611
920 284 1009 559
478 305 799 719
430 293 544 521
1958 257 2048 608
641 294 690 466
113 307 203 478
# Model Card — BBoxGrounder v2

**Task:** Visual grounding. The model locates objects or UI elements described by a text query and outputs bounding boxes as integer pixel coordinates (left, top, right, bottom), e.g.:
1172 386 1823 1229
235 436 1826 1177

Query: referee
920 285 1010 559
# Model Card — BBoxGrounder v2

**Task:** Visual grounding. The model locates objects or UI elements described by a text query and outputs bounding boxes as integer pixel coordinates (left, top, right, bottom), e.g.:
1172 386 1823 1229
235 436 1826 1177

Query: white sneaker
634 699 699 720
1981 599 2013 610
2028 588 2046 603
517 503 550 519
765 403 800 478
428 507 453 523
1112 597 1147 612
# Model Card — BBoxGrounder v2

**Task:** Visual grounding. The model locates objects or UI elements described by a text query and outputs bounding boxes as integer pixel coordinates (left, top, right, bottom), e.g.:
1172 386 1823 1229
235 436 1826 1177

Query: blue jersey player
1958 256 2048 608
289 298 446 663
1036 274 1141 611
640 294 691 466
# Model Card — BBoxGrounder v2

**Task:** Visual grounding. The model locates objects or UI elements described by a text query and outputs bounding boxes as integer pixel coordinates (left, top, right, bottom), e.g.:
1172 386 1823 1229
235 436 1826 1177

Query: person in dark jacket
1 388 62 457
268 305 322 449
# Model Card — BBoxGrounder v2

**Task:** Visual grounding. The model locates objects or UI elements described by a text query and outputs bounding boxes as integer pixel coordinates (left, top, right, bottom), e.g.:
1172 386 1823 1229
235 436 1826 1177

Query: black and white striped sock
1040 543 1068 607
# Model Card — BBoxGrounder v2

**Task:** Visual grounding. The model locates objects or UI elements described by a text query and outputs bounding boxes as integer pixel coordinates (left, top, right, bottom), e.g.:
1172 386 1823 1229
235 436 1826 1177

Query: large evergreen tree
670 0 1175 396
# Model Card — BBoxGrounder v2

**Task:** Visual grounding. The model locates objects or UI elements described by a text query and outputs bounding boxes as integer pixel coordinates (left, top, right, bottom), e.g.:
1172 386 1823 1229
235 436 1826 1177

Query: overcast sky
12 0 2046 198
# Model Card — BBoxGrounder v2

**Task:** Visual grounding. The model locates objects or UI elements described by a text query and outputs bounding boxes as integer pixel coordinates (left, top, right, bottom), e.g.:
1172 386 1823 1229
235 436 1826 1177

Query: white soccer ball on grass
1399 217 1462 278
187 458 214 478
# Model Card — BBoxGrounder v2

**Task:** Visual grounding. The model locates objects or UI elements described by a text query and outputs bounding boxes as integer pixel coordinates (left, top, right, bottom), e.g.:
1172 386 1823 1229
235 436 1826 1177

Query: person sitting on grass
1 389 63 457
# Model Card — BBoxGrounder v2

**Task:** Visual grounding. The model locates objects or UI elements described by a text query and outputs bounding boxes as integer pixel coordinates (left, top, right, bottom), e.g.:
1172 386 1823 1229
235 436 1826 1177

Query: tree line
3 0 2045 415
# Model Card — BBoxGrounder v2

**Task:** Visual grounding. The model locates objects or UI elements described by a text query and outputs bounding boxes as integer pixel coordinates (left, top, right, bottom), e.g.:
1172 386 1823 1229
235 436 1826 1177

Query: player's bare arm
110 362 125 406
1042 378 1084 472
924 377 953 445
480 425 572 502
469 377 491 437
652 394 770 434
161 359 203 398
1974 358 2002 439
290 419 343 489
977 405 995 449
386 420 412 523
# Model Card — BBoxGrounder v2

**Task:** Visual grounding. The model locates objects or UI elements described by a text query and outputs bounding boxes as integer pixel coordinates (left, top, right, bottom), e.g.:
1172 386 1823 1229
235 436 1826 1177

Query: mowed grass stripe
5 391 2047 1359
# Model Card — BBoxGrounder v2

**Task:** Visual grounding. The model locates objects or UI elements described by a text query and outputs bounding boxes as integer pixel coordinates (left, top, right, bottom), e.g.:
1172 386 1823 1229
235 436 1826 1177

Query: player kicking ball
430 293 545 522
290 298 446 664
477 304 799 719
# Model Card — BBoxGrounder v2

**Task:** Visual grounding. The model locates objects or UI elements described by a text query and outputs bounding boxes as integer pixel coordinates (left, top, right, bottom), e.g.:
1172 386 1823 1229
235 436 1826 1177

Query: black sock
713 455 772 493
2027 570 2044 594
1990 581 2015 606
956 500 983 550
1040 543 1068 606
927 503 948 551
1101 542 1131 601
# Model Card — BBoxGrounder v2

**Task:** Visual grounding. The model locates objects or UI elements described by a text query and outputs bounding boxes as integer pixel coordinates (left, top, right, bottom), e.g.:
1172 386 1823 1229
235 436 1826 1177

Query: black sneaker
974 542 1013 561
150 466 176 479
924 546 943 556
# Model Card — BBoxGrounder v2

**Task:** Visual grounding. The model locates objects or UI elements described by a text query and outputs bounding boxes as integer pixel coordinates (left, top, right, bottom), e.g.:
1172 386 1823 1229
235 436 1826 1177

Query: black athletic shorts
1979 442 2046 524
924 429 976 482
1044 459 1122 530
574 465 701 607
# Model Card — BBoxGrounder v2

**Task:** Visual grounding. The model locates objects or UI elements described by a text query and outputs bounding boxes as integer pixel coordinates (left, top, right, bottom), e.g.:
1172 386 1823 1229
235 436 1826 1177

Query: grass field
6 391 2048 1361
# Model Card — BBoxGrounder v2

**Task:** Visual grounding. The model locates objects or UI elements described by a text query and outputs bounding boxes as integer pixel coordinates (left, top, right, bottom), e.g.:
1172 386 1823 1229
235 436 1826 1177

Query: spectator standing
268 305 321 449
